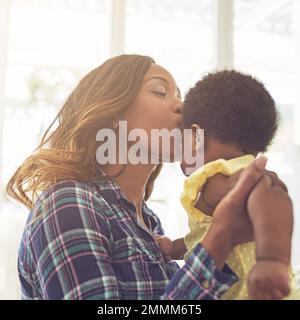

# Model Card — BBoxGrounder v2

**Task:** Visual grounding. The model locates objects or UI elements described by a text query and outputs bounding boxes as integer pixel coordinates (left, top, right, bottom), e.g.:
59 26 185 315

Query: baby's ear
181 124 204 175
191 124 204 154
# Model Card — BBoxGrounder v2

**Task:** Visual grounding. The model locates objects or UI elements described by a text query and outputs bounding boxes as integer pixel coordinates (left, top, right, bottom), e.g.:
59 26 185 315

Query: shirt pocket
110 236 176 298
111 235 163 263
111 258 168 299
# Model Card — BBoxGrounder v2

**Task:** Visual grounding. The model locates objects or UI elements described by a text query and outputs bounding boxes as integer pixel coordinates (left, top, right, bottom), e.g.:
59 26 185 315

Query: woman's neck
101 163 156 215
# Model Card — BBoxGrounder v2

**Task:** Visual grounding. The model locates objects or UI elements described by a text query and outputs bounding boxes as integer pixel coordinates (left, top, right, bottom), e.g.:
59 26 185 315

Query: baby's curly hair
182 70 279 154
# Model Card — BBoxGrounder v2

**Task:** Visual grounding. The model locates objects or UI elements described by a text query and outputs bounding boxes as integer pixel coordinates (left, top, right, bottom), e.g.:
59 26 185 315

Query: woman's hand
201 156 268 269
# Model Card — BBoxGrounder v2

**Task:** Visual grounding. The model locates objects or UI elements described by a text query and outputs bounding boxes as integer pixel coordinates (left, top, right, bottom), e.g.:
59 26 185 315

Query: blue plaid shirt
18 177 237 300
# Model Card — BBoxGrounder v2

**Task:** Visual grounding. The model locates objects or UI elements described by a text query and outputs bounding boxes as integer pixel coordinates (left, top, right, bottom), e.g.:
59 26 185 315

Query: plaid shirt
18 177 237 300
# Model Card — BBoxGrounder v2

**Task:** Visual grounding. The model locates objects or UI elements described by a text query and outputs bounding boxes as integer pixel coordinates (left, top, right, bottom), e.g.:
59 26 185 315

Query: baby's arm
247 175 293 264
247 175 293 299
195 173 230 215
155 236 187 260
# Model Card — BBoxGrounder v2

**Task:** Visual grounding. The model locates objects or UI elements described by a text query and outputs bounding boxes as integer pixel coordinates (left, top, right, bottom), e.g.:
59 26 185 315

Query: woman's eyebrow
145 76 169 85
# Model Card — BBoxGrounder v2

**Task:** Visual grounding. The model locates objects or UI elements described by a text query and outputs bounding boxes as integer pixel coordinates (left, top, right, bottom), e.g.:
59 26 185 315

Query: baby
156 70 299 300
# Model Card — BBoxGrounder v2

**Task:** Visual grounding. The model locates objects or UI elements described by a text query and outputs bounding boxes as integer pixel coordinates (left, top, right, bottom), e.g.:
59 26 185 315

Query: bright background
0 0 300 299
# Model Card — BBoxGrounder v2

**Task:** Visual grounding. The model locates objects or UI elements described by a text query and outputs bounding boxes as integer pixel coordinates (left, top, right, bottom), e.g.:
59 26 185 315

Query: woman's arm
161 242 238 300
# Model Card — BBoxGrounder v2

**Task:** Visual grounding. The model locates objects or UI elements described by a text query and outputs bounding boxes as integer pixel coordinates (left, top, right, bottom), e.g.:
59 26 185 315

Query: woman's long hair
6 54 163 209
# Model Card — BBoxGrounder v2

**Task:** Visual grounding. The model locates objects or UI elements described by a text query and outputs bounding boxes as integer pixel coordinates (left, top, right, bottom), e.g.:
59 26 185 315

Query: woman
7 54 290 299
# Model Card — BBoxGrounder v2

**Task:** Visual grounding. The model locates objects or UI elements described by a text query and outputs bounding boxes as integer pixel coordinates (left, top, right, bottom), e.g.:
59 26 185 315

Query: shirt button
201 279 210 289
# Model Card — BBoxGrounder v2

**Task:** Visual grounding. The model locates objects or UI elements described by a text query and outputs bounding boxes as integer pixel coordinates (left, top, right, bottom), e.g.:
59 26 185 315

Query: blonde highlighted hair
6 54 162 209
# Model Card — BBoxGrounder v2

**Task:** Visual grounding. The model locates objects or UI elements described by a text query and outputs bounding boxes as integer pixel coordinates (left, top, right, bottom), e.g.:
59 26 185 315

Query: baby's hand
248 260 290 300
154 236 173 261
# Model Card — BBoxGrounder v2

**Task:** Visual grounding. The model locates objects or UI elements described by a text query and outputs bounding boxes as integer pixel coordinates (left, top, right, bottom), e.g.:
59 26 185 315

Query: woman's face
121 63 183 163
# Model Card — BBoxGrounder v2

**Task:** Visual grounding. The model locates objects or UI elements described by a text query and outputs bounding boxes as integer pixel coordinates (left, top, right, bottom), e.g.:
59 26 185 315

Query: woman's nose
172 100 183 114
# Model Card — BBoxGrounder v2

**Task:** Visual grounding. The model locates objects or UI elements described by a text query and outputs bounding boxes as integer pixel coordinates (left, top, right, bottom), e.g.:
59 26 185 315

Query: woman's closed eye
152 90 167 97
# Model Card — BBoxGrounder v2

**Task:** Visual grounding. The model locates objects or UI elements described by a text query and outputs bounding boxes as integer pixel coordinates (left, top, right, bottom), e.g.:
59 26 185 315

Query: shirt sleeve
27 181 121 299
161 243 238 300
146 205 238 300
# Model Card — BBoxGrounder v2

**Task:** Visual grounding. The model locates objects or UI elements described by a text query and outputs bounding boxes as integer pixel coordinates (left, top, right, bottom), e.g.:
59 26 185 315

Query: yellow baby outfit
180 154 300 300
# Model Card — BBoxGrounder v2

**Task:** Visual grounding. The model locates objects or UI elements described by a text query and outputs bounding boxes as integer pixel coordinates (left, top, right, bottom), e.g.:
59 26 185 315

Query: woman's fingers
226 156 268 206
